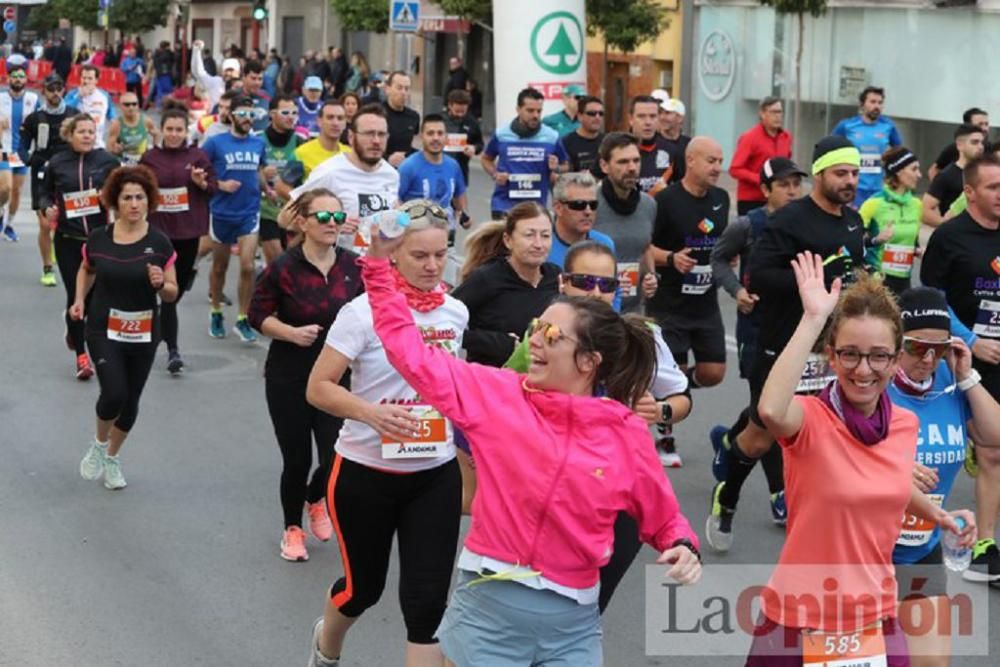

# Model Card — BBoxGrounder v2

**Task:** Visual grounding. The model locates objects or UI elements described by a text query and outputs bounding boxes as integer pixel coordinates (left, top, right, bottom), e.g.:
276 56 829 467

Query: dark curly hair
101 165 160 213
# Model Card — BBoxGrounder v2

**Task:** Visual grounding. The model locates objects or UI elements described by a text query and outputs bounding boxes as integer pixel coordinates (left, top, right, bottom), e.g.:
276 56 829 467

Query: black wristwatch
660 401 673 425
672 538 701 562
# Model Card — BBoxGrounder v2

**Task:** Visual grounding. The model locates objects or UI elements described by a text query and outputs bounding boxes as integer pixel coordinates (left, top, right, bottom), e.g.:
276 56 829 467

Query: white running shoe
80 440 108 481
103 455 127 490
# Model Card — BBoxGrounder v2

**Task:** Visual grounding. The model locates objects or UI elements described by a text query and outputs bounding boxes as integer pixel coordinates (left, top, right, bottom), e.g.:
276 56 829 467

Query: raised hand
791 251 841 321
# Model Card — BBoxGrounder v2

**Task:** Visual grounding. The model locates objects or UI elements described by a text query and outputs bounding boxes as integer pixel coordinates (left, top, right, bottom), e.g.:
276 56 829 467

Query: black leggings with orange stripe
327 455 461 644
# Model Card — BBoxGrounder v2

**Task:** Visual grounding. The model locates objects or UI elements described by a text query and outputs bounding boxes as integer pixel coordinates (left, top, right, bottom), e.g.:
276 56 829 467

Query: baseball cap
563 84 585 97
43 73 65 89
304 76 323 91
6 54 27 68
221 58 242 75
650 88 671 109
760 157 807 186
664 98 686 116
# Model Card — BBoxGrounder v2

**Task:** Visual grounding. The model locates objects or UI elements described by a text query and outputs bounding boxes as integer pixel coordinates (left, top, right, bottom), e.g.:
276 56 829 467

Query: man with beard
107 92 158 166
923 124 986 227
192 39 242 110
259 95 304 265
201 96 270 342
197 89 239 144
706 136 866 552
481 87 567 218
19 73 78 285
560 96 605 177
833 86 903 206
0 63 40 242
629 95 680 195
397 114 467 234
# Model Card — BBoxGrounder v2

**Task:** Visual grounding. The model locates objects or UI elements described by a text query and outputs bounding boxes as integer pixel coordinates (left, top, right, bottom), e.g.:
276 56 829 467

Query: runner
889 287 1000 666
106 91 158 166
547 172 614 268
72 165 178 491
744 251 973 666
593 132 658 314
40 113 120 379
259 94 303 265
323 229 701 667
304 201 467 666
139 106 215 375
442 89 483 187
541 84 583 137
560 95 605 177
241 60 272 133
729 96 793 215
19 73 78 285
629 95 679 194
453 202 560 367
481 87 567 219
929 107 989 182
659 97 691 183
279 99 351 194
296 76 325 138
200 95 269 342
860 146 923 295
64 65 116 149
397 114 468 234
832 85 903 206
195 88 237 145
708 136 865 551
922 124 985 227
921 152 1000 584
383 71 420 168
248 188 364 562
0 62 39 242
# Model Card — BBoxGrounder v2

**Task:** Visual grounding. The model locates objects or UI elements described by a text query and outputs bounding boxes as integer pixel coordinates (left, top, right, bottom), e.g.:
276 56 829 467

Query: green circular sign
530 11 584 75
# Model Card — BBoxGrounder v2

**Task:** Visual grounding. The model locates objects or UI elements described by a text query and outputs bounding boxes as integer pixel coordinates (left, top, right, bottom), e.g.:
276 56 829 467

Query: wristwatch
660 401 673 424
958 368 982 392
672 538 701 562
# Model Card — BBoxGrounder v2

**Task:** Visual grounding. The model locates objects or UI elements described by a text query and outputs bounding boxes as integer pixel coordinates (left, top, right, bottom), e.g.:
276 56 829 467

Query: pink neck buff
391 266 446 313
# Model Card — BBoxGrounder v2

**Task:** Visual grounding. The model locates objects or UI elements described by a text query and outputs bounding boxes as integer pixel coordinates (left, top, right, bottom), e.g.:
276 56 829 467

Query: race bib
898 494 944 548
121 152 142 167
802 624 887 667
445 133 468 153
797 352 835 393
681 264 713 295
509 173 541 199
107 308 153 343
972 299 1000 338
158 187 190 213
64 189 101 219
380 404 448 459
619 262 640 298
860 153 881 175
881 243 914 276
7 152 23 168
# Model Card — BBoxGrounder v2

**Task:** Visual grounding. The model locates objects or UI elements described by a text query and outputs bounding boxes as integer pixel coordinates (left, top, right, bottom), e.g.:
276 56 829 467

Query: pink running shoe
307 501 334 542
280 526 309 562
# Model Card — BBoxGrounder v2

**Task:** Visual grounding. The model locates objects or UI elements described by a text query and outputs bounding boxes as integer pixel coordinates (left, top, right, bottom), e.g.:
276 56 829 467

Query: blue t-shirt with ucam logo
889 361 970 565
201 131 267 221
831 114 903 205
484 121 567 213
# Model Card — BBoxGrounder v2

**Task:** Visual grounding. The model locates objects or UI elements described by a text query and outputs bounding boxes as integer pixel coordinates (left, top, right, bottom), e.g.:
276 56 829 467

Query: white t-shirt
326 292 468 472
291 153 399 254
650 323 688 399
71 89 113 149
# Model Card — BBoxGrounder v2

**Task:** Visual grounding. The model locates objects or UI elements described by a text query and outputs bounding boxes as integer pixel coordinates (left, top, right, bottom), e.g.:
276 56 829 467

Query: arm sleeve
710 217 749 298
247 262 281 332
728 133 758 185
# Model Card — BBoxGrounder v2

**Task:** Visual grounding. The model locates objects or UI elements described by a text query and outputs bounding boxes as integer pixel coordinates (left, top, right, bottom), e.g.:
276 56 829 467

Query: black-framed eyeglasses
583 110 604 117
404 202 449 222
563 273 619 294
833 348 897 371
530 318 578 347
310 210 347 225
901 336 952 360
561 199 599 211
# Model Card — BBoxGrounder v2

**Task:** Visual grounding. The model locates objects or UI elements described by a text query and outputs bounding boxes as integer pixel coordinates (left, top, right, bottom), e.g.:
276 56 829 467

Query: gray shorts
437 569 602 666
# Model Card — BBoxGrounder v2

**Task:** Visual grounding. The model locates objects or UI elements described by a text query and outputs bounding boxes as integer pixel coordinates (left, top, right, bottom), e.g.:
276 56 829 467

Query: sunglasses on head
404 202 449 222
563 273 619 294
530 318 578 347
902 336 952 360
561 199 599 211
310 210 347 225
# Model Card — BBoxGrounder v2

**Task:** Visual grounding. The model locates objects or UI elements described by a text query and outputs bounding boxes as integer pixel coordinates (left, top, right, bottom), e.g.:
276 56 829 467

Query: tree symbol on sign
545 22 577 68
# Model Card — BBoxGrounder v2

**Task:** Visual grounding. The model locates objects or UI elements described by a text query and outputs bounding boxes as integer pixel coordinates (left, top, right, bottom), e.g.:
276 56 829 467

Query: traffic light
252 0 267 22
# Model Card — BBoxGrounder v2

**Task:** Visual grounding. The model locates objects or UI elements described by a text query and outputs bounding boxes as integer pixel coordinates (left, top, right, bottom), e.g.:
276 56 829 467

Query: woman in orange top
748 251 975 666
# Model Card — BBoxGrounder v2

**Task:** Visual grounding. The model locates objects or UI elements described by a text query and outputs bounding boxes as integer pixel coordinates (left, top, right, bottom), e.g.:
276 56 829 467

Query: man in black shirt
560 96 604 177
923 123 985 227
629 95 680 195
929 107 990 181
444 57 469 99
921 153 1000 584
442 89 483 187
383 70 420 168
660 97 691 183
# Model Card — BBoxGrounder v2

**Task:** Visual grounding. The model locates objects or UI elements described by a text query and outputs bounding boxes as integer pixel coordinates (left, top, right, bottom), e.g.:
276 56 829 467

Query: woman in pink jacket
326 228 700 666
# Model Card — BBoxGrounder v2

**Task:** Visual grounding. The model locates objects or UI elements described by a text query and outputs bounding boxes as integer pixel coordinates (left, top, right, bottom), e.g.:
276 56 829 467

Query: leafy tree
586 0 670 100
109 0 171 34
25 2 61 31
437 0 491 24
329 0 390 33
760 0 828 159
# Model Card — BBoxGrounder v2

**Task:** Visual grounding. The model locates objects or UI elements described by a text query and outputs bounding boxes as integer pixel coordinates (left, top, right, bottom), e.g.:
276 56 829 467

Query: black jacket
451 257 560 367
41 148 121 238
443 112 484 182
19 104 80 168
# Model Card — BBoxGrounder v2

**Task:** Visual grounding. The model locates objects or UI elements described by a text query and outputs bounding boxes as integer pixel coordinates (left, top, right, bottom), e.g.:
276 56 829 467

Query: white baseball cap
664 99 686 116
650 88 671 110
222 58 241 75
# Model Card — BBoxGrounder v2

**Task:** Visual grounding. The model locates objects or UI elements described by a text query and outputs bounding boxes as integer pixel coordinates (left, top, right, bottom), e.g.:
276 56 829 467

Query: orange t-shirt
763 395 918 632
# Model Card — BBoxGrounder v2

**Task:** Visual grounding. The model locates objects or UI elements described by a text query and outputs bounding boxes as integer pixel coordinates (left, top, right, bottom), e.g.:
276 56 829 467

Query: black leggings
86 336 157 432
55 231 89 355
160 237 199 352
265 377 343 528
328 455 461 644
599 512 643 613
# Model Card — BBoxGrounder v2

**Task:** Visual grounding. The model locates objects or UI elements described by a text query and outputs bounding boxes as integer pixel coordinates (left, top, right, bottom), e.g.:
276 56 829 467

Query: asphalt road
1 172 997 666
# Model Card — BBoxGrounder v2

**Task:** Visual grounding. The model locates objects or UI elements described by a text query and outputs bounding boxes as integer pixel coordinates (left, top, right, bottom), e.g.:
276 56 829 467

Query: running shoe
705 481 735 552
964 539 1000 583
2 225 18 242
280 526 309 562
207 290 233 306
770 490 787 526
103 454 127 490
964 439 978 478
233 317 258 343
307 501 333 542
40 268 57 287
167 350 185 375
308 617 339 667
209 311 226 338
657 437 682 468
710 425 730 482
79 440 107 481
76 353 94 380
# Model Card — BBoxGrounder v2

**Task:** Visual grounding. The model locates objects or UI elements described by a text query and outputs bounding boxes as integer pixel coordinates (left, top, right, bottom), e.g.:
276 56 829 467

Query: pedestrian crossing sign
390 1 420 32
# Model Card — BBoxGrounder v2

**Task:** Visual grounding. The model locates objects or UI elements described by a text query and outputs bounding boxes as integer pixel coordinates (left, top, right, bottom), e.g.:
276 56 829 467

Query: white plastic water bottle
375 210 411 240
942 516 971 572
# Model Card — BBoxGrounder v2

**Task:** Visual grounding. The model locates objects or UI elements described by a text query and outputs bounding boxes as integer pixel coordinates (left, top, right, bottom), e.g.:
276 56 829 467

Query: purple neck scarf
819 381 892 446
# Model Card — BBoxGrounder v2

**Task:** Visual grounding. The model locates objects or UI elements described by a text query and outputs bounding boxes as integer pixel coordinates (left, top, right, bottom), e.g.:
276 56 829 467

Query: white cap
221 58 241 75
664 98 686 116
650 88 671 110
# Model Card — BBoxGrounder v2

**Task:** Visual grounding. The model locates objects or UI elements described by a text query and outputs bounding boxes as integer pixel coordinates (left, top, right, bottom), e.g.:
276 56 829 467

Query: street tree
329 0 390 33
586 0 670 102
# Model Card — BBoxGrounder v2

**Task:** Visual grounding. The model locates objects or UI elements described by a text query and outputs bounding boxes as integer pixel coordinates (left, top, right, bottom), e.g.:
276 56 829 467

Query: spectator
76 44 91 65
53 36 73 80
346 51 368 94
328 46 349 98
263 51 281 99
153 41 176 104
135 36 146 60
728 96 792 215
121 47 146 108
466 79 483 120
444 56 468 99
361 71 385 105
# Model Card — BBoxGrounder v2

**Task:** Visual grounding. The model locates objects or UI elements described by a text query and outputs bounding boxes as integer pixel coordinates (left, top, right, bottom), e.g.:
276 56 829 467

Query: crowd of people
3 41 1000 666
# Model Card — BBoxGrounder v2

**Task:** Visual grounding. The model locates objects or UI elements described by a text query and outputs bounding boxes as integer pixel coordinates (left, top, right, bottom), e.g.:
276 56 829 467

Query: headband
812 146 861 175
886 151 917 176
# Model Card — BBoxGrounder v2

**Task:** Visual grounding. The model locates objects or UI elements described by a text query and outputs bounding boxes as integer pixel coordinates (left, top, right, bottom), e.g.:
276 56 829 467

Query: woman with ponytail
304 224 702 667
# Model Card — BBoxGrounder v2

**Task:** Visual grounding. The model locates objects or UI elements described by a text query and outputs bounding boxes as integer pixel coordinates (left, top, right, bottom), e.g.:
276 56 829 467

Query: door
282 16 304 63
605 62 629 131
192 20 214 53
